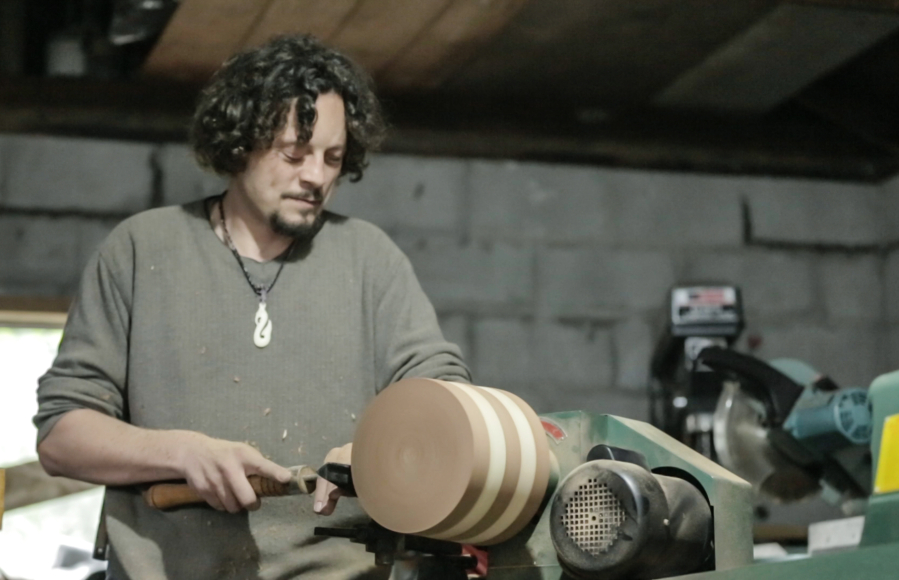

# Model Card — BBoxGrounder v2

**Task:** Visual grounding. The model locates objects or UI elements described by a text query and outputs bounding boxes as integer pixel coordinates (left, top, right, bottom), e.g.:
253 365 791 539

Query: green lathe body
485 368 899 579
488 412 753 578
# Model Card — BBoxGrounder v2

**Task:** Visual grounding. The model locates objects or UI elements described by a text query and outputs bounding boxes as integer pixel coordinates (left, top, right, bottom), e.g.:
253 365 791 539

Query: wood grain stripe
428 382 508 539
484 388 551 545
460 387 538 544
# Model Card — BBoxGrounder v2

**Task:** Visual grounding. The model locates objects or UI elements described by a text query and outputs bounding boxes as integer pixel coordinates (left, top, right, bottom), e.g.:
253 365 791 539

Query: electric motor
549 460 713 580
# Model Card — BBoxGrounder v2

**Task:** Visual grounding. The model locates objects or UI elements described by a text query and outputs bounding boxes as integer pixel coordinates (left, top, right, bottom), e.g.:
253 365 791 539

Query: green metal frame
678 541 895 580
860 370 899 548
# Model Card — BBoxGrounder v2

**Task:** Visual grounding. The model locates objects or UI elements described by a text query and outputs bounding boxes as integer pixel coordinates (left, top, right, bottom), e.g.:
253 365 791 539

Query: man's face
235 92 347 239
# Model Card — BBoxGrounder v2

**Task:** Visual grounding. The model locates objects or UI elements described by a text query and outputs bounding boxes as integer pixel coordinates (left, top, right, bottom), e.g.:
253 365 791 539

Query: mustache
281 190 323 202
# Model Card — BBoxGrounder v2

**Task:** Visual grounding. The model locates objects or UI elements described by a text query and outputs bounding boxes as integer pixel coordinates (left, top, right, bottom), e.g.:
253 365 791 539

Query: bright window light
0 327 63 467
0 326 106 580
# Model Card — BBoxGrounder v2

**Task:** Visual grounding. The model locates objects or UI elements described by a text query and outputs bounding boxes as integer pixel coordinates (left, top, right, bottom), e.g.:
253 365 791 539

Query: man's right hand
38 409 292 513
175 432 293 513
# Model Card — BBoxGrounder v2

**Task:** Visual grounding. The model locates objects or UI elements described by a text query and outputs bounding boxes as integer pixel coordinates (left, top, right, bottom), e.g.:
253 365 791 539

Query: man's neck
217 186 294 262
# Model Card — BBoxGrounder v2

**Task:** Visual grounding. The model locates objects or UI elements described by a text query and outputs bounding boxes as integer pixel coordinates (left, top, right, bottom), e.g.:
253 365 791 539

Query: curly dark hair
190 34 386 182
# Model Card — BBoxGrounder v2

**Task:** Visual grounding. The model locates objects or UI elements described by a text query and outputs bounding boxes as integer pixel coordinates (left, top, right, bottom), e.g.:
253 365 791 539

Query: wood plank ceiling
143 0 531 93
16 0 899 180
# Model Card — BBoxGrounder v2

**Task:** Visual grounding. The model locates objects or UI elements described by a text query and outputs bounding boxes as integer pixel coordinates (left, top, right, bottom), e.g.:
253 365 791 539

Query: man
34 35 470 579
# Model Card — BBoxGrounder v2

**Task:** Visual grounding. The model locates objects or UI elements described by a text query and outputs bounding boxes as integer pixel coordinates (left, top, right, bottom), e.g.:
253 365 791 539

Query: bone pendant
254 302 272 348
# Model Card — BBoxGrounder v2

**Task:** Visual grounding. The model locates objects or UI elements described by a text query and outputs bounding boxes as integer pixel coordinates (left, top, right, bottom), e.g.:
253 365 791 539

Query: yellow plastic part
874 413 899 494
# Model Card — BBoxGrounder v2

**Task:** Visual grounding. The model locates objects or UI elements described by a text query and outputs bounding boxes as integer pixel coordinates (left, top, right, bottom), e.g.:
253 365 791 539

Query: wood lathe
147 376 899 579
320 378 747 579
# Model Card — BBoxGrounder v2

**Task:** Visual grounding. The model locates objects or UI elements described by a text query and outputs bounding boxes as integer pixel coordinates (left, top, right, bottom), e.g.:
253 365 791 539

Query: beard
268 210 326 245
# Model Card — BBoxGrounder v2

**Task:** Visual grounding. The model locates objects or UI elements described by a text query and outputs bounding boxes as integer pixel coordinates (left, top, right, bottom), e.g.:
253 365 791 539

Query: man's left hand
313 442 352 515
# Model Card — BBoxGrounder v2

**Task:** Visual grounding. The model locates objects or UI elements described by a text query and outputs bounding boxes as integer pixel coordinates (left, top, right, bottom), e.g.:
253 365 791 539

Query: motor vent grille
561 479 627 555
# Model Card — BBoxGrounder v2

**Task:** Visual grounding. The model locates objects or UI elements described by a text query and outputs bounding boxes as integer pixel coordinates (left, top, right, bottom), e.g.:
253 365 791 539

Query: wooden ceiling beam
142 0 493 90
0 77 195 142
240 0 359 49
797 85 899 153
654 3 899 114
384 124 897 182
325 0 456 74
2 78 895 182
142 0 273 83
377 0 530 92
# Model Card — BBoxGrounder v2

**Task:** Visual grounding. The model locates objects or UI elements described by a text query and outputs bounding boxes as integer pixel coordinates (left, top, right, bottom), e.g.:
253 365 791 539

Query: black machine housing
550 448 713 580
650 285 745 459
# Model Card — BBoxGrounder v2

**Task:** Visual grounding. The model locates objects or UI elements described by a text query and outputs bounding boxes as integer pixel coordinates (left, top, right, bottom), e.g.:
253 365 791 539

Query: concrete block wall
2 134 897 419
878 174 899 373
337 158 896 414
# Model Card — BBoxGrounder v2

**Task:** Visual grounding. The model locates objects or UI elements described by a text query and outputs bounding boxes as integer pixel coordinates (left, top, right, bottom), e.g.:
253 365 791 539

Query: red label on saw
541 418 567 443
687 288 731 305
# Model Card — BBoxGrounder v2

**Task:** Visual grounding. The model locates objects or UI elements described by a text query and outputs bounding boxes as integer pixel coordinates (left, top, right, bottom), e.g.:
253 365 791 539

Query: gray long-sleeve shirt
35 198 471 580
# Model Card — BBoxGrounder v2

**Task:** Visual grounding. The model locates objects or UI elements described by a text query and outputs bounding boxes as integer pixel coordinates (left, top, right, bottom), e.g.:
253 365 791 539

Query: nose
298 153 325 190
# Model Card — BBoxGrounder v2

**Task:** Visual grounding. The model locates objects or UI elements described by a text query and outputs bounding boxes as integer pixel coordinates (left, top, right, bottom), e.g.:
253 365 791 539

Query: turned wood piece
352 378 550 545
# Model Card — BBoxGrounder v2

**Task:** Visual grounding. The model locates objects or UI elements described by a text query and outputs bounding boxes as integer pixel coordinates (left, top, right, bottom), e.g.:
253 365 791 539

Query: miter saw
650 285 872 508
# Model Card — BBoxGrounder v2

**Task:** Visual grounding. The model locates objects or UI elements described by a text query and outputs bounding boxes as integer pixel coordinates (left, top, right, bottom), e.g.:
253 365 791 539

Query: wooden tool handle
144 475 289 509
